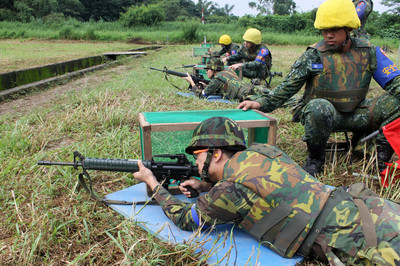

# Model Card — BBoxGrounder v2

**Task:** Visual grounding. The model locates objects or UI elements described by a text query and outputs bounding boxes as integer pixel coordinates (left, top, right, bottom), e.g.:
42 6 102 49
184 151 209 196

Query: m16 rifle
38 151 200 204
150 67 210 90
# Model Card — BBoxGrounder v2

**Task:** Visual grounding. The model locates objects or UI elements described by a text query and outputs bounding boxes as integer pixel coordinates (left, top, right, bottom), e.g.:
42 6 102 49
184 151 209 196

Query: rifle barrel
37 161 77 166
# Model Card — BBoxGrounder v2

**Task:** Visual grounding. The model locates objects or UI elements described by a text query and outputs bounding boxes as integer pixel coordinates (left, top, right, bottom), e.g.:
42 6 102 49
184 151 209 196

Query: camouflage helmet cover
205 58 225 71
185 117 247 154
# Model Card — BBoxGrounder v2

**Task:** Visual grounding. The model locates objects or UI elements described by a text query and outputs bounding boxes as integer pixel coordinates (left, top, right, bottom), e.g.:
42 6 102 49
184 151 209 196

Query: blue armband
355 1 367 20
231 49 237 55
191 204 209 229
373 46 400 88
255 48 270 65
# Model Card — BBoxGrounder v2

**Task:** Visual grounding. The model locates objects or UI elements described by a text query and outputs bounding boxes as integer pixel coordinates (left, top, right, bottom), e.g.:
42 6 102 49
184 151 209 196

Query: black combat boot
376 139 394 172
303 144 326 177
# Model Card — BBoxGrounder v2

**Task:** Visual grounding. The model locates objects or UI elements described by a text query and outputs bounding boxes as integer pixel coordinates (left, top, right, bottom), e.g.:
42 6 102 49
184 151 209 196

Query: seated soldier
238 0 400 177
217 34 239 58
182 58 267 102
222 28 272 82
133 116 400 265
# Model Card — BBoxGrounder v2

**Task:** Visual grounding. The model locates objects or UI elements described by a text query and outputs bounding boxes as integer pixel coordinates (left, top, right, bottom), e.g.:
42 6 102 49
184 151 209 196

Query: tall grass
0 20 398 49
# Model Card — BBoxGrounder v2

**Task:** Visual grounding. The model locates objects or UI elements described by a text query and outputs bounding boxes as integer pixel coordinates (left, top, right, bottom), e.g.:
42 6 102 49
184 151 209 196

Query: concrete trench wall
0 45 162 102
0 55 104 92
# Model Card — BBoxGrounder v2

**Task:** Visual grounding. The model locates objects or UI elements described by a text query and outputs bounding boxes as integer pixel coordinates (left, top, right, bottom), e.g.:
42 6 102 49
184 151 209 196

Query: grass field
1 39 399 264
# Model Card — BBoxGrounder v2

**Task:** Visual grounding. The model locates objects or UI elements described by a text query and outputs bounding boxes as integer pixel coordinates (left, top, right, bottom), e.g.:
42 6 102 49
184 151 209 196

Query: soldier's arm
248 49 320 113
203 78 224 97
153 181 256 231
226 44 245 65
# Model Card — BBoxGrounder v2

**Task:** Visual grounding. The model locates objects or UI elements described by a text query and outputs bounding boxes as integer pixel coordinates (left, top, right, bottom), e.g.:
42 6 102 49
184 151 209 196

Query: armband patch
231 49 237 55
191 204 209 229
356 1 367 20
255 48 270 65
373 46 400 88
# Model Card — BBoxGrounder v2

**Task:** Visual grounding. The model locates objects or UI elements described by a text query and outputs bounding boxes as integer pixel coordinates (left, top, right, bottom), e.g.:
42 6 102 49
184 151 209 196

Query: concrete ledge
0 45 159 102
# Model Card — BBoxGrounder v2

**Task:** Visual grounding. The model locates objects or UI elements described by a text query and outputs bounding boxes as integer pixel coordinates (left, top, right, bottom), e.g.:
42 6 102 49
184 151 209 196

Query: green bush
0 8 15 21
59 26 76 39
120 4 165 27
376 25 400 40
180 21 200 43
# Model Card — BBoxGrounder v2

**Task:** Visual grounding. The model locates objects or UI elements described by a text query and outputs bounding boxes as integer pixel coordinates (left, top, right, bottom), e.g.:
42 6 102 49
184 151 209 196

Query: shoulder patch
354 38 371 48
312 63 323 69
246 143 282 159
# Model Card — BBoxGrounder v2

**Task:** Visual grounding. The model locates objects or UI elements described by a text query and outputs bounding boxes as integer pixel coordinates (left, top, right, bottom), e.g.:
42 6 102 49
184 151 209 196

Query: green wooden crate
138 109 277 160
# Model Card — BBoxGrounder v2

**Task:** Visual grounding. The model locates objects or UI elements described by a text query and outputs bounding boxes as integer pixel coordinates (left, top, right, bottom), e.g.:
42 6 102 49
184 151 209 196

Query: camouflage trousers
316 197 400 265
242 64 269 80
300 94 400 147
229 59 269 80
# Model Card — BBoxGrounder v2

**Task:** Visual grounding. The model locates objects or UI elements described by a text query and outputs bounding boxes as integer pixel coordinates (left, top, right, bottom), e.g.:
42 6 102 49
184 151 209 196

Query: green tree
249 0 296 15
119 4 165 27
381 0 400 14
80 0 134 21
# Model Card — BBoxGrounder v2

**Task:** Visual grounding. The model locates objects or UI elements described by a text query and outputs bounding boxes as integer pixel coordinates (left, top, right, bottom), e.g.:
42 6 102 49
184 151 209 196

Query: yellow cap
243 28 261 45
314 0 361 30
219 35 232 45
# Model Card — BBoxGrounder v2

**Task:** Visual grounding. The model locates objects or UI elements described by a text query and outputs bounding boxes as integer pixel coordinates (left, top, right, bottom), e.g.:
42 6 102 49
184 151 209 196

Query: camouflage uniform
153 143 400 264
227 42 272 80
247 38 400 147
351 0 373 39
192 69 269 102
218 43 240 57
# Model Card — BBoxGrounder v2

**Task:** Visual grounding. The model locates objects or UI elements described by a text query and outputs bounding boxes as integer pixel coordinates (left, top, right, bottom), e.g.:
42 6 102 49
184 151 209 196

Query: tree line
0 0 237 22
0 0 399 40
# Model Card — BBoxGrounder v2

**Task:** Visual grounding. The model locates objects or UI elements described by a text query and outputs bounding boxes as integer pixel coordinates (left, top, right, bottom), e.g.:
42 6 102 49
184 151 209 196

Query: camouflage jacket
227 42 272 79
153 143 332 258
191 69 268 101
248 38 400 114
202 69 254 101
218 43 240 57
153 143 400 263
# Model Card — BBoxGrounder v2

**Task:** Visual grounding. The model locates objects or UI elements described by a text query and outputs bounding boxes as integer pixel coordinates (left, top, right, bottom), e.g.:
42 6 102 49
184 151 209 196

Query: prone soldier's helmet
243 28 261 45
314 0 361 30
219 34 232 45
185 117 246 155
205 58 224 71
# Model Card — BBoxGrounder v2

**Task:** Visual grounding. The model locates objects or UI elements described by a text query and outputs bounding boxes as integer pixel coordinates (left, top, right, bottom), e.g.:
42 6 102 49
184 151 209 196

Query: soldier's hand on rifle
181 74 195 87
221 57 228 63
179 179 211 198
238 100 261 111
229 63 242 71
132 160 159 191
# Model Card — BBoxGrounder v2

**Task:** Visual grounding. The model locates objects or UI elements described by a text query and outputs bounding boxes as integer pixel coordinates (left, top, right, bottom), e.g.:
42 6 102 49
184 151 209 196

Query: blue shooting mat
106 182 304 265
176 91 237 104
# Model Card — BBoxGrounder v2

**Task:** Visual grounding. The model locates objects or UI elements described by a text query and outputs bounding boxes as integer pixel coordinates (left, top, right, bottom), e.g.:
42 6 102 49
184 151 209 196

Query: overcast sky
204 0 390 17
